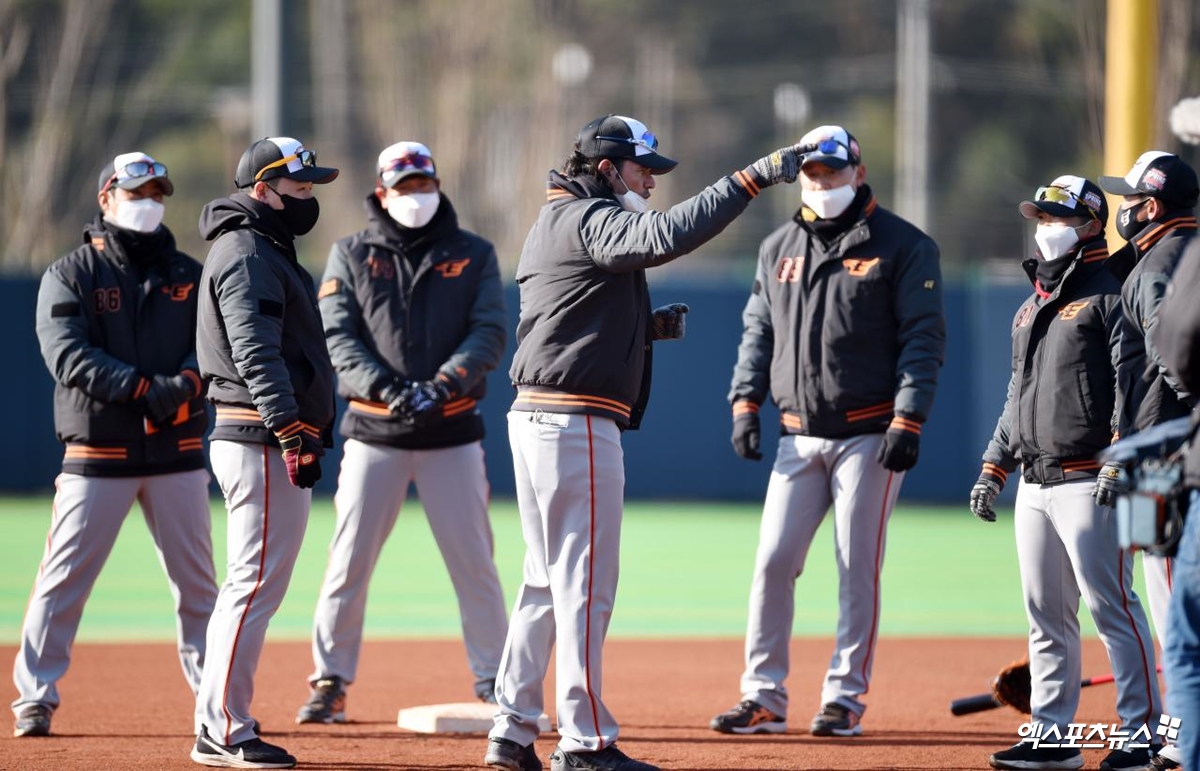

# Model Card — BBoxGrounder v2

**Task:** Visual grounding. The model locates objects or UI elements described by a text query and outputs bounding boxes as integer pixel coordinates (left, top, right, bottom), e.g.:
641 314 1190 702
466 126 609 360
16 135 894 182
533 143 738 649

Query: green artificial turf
0 496 1156 642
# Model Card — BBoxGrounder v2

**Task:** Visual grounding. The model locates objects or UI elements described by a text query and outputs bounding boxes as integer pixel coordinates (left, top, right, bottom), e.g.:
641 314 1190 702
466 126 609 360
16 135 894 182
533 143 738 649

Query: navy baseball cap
798 125 861 170
234 137 339 188
1019 175 1108 222
98 151 174 196
1098 151 1199 208
575 115 677 173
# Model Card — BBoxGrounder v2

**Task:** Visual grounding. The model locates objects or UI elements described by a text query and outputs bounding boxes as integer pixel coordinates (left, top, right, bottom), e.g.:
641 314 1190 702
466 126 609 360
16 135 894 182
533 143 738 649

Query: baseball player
485 114 806 771
969 176 1162 771
1152 233 1200 771
711 126 944 739
191 137 338 770
14 153 217 738
1097 152 1198 654
295 141 509 724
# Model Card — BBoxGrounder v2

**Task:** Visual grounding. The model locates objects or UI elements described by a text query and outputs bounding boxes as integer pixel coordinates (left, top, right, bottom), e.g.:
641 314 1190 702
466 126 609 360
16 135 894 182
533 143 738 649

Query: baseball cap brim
381 168 436 188
284 165 339 184
1019 200 1080 220
116 174 175 196
636 152 678 173
801 154 850 171
1097 175 1139 196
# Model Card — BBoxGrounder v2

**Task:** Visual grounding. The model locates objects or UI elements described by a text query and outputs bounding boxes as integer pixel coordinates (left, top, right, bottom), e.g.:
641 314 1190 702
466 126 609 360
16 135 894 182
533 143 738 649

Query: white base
396 701 552 734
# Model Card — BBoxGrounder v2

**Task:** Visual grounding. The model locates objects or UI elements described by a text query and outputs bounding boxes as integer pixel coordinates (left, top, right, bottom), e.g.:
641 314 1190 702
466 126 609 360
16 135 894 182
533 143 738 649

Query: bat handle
950 693 1003 716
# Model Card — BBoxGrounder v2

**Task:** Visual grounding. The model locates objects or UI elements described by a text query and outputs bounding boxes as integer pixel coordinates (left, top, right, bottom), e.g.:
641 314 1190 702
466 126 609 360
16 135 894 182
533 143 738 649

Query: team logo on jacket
843 257 880 277
434 259 470 278
776 256 804 283
368 254 395 280
1058 301 1090 321
162 283 194 301
1015 305 1034 328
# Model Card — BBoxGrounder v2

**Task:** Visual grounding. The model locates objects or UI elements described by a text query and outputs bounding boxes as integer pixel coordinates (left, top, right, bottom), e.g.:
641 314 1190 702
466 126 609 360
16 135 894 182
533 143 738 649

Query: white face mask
1034 222 1083 261
611 168 649 213
385 191 440 229
801 184 856 220
108 197 165 233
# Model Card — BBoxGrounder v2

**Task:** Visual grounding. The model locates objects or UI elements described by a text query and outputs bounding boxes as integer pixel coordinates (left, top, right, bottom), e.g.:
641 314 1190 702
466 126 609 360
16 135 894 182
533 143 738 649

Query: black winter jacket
1152 234 1200 487
1112 215 1198 436
319 194 505 449
509 169 762 430
197 193 336 447
35 217 206 476
981 240 1122 485
729 190 945 438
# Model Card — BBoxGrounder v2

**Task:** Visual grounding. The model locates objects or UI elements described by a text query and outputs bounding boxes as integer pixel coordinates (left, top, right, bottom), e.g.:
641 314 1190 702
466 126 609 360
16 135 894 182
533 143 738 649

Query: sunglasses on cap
102 160 168 193
254 149 318 182
1035 186 1099 219
807 138 860 164
595 130 659 152
381 153 435 176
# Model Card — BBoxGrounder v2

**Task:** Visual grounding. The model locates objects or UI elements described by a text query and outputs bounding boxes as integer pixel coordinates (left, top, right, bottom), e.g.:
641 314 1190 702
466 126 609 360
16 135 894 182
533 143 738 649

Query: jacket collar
546 170 614 204
1021 238 1110 300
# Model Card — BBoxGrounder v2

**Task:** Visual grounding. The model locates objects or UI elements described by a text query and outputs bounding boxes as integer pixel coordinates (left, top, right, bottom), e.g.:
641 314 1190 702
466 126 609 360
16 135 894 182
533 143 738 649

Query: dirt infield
0 637 1144 770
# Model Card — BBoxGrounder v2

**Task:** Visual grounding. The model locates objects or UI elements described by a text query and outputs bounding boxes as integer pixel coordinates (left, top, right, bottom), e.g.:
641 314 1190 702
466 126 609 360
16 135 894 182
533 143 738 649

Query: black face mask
268 186 320 236
1116 199 1150 242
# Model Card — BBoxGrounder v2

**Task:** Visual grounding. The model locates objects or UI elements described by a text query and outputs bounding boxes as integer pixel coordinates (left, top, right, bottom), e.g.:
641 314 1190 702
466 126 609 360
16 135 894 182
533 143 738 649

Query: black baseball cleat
809 702 862 737
1100 747 1154 771
190 726 296 768
485 736 543 771
709 699 786 734
295 675 346 724
989 741 1084 770
13 704 52 737
549 745 659 771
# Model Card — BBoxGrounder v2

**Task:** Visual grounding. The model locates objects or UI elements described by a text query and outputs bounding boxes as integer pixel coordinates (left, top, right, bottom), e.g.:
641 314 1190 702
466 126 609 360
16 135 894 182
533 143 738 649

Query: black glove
378 378 411 417
397 380 453 427
1093 461 1129 507
652 303 689 341
731 401 763 461
143 371 198 426
969 467 1006 523
876 417 921 472
277 431 323 489
746 143 811 187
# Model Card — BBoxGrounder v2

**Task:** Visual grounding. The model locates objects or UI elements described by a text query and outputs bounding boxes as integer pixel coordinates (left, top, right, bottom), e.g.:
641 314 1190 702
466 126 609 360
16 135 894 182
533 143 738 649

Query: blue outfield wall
0 277 1029 503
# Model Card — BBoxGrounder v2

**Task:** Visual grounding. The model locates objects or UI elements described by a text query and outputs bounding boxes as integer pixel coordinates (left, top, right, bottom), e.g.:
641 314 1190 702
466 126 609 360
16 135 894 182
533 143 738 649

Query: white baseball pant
195 440 311 747
12 470 216 714
739 433 902 719
308 438 507 689
490 411 623 753
1016 478 1161 733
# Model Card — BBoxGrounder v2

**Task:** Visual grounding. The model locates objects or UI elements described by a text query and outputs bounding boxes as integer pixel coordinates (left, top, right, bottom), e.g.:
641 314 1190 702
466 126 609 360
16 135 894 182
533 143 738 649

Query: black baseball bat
950 673 1119 716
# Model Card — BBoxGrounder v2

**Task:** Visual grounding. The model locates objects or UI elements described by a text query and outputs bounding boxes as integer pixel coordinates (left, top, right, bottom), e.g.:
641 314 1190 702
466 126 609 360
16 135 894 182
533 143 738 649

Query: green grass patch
0 496 1156 642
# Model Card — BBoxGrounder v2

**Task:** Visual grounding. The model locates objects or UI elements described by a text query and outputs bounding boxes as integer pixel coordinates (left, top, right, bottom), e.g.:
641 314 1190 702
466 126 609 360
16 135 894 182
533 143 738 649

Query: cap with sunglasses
1019 175 1108 223
98 151 174 196
234 137 339 189
1098 151 1199 209
377 141 438 188
798 125 861 170
575 115 678 173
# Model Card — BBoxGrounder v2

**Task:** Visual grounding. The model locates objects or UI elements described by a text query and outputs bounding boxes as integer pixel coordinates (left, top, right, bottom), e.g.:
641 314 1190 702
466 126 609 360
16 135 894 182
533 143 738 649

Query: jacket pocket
1075 369 1097 425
